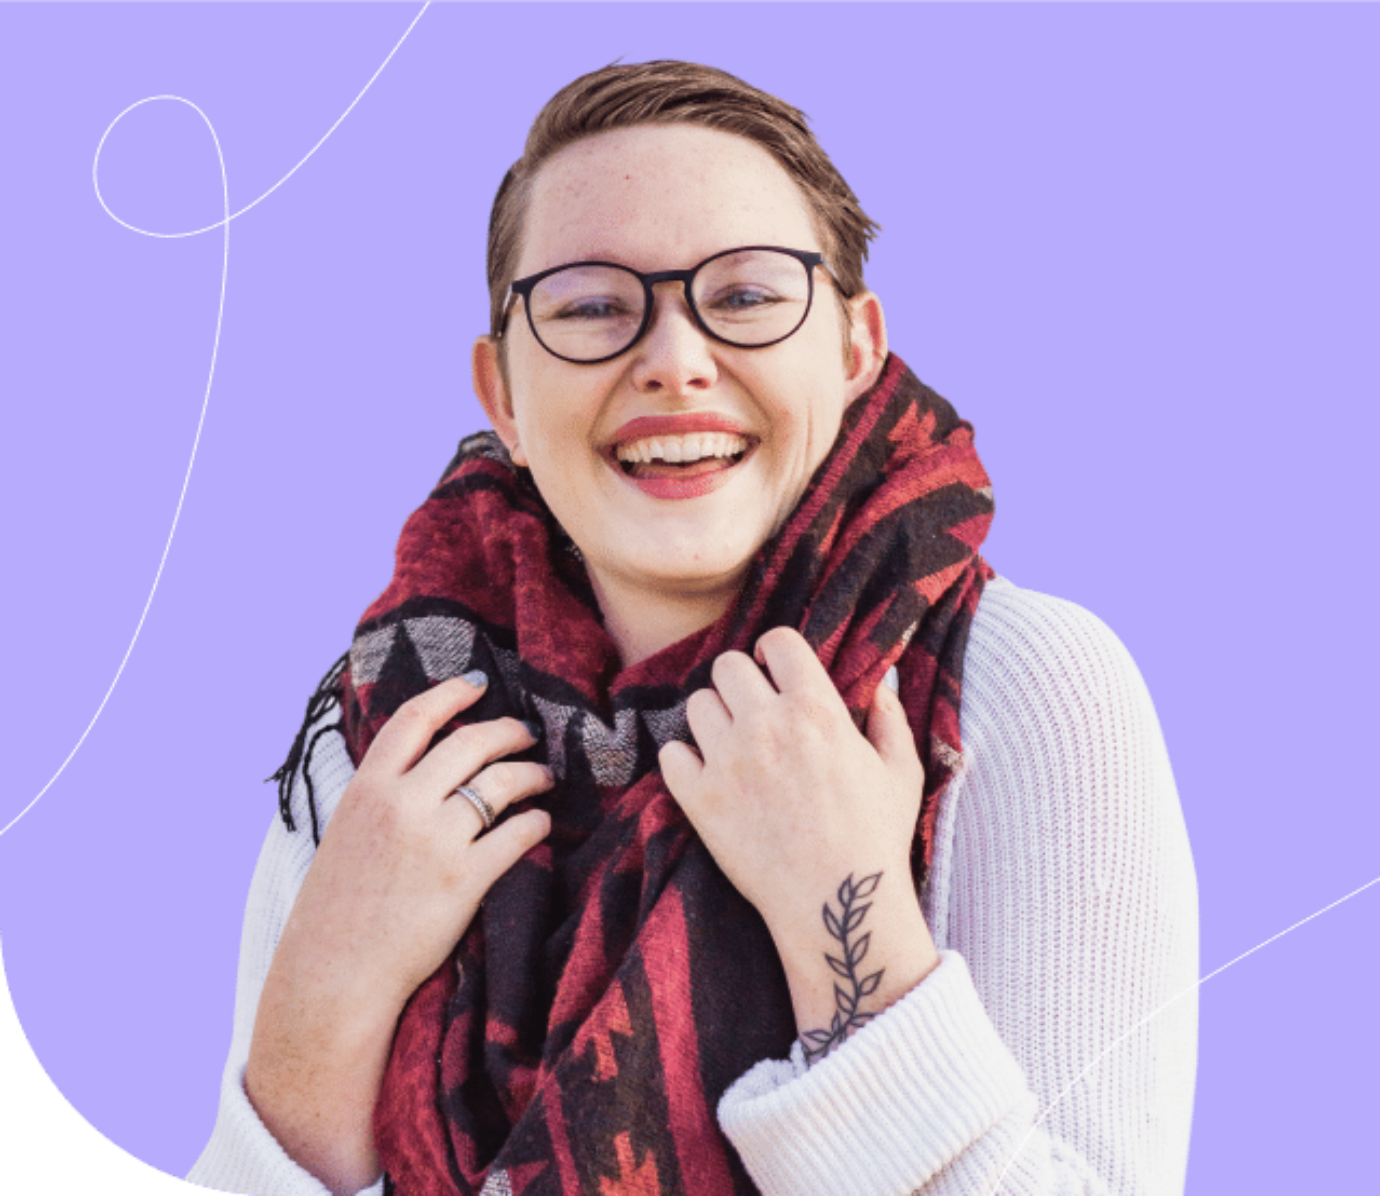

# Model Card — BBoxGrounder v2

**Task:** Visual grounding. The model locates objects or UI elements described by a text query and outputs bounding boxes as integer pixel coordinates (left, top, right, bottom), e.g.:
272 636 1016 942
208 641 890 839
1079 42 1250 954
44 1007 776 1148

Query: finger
444 761 554 837
367 671 490 774
685 686 732 747
409 715 538 796
658 740 703 802
447 783 499 838
466 808 553 891
709 650 779 719
753 627 845 709
865 681 922 773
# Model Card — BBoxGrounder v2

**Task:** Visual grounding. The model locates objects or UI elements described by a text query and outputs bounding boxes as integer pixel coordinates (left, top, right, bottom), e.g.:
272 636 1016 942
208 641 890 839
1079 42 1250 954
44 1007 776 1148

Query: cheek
767 385 846 469
514 404 610 518
512 387 588 464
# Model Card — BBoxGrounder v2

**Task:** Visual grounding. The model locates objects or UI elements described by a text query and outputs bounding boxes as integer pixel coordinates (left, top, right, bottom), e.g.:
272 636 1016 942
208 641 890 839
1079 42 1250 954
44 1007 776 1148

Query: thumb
865 678 919 769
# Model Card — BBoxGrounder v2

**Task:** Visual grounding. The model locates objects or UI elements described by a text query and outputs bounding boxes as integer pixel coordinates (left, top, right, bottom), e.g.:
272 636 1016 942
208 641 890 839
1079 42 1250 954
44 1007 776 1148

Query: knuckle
479 760 543 801
398 687 438 717
658 740 687 774
388 700 430 736
760 625 800 653
685 687 717 717
449 721 485 752
491 766 527 794
454 718 501 755
461 717 524 758
687 686 717 717
787 690 831 728
351 780 407 842
712 649 751 678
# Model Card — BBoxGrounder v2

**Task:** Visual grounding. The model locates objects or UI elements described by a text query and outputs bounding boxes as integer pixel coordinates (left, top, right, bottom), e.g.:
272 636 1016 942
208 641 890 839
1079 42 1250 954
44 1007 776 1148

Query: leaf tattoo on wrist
800 871 884 1065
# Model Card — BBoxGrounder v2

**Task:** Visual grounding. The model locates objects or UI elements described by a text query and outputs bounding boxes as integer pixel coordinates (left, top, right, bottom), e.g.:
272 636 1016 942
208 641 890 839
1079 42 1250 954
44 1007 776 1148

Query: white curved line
985 870 1380 1194
91 3 432 238
2 99 229 841
4 3 431 840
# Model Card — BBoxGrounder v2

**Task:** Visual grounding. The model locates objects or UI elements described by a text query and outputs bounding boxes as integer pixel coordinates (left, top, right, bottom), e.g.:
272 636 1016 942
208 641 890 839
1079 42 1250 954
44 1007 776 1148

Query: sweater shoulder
968 572 1139 669
963 573 1155 739
925 573 1185 947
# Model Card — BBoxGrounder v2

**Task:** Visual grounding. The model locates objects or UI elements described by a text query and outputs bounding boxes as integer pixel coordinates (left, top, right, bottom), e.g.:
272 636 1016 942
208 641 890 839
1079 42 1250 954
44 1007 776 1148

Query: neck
588 568 740 669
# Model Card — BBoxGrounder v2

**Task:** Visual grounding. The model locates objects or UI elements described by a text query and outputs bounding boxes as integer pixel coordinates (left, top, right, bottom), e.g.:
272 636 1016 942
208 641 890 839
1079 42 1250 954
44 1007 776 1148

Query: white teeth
614 432 750 464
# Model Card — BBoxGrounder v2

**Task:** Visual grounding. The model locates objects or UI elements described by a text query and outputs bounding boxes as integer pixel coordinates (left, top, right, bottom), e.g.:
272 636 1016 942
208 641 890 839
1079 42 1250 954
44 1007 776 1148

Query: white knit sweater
187 574 1199 1196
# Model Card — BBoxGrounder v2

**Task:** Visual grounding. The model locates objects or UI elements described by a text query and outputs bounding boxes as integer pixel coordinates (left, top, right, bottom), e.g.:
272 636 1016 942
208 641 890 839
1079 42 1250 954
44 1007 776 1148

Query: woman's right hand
245 672 553 1196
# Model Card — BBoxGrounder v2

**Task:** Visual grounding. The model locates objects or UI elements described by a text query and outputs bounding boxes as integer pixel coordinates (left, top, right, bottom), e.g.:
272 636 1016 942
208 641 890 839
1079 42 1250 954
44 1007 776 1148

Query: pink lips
605 412 755 502
607 413 753 444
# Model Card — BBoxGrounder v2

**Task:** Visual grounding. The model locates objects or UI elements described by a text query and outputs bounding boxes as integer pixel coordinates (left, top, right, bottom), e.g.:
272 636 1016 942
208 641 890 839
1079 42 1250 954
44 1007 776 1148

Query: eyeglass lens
525 249 813 362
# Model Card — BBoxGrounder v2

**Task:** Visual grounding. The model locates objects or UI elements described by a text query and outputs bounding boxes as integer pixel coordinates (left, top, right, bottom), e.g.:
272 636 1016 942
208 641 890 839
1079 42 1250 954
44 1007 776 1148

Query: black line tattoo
800 871 885 1065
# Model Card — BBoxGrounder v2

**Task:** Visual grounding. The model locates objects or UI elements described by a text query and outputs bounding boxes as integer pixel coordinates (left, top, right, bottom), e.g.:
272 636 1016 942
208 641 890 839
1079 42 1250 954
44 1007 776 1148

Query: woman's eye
706 286 778 312
555 298 632 321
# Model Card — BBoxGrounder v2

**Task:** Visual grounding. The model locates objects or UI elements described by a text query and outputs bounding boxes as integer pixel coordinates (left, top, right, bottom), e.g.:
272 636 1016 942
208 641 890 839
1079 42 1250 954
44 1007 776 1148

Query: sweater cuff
717 950 1034 1196
185 1063 385 1196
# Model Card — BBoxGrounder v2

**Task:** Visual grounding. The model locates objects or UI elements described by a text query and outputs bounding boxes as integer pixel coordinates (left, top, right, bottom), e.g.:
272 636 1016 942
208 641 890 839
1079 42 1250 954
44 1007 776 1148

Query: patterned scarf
291 353 993 1195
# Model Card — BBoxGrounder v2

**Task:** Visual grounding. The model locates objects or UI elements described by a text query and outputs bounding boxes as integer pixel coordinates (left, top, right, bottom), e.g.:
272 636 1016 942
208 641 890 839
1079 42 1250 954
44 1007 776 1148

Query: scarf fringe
268 650 349 845
345 355 994 1196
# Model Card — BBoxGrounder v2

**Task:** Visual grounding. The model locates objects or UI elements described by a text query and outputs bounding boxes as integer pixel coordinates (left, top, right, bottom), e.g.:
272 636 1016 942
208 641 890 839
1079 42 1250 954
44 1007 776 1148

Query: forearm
244 863 421 1196
768 868 939 1062
245 947 404 1196
720 585 1200 1195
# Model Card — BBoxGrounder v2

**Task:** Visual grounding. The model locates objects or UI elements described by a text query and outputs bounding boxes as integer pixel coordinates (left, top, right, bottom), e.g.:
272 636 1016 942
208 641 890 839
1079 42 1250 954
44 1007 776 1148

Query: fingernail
524 719 543 739
460 669 488 688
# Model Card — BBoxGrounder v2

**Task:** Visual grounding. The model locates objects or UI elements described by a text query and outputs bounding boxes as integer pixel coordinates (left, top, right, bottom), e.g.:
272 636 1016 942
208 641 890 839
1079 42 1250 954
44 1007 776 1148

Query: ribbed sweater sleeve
716 578 1199 1194
187 578 1197 1196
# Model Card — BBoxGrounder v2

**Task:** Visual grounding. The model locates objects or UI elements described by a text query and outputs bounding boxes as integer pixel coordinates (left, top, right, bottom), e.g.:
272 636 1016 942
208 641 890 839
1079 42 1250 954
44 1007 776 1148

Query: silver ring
451 784 495 831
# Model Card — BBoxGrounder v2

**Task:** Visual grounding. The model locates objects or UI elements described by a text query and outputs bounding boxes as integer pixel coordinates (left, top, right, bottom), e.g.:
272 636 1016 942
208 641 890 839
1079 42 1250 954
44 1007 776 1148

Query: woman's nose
629 282 718 394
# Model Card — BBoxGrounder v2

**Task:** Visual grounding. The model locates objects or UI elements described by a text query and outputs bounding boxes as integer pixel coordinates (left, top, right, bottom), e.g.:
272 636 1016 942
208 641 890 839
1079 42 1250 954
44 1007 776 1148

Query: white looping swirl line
9 7 1373 1183
1 2 431 841
985 869 1379 1195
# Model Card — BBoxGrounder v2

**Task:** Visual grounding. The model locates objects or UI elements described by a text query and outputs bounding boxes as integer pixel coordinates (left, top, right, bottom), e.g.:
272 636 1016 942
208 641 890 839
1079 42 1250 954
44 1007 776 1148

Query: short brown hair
487 60 880 338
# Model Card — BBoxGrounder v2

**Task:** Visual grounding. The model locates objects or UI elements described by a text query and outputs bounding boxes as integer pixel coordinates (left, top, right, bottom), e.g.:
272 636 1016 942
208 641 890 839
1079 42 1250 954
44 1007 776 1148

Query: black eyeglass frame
498 245 842 365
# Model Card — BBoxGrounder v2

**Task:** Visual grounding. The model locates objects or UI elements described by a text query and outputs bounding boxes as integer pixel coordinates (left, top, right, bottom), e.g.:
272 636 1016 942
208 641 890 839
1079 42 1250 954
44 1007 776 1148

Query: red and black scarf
285 354 994 1195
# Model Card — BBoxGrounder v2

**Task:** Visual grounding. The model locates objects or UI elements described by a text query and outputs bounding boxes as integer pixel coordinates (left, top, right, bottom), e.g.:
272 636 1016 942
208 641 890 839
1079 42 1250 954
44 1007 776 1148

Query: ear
472 336 529 467
841 290 889 405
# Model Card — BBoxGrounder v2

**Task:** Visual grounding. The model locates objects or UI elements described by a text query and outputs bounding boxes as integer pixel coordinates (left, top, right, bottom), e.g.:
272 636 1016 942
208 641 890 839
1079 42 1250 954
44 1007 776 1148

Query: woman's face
474 124 886 623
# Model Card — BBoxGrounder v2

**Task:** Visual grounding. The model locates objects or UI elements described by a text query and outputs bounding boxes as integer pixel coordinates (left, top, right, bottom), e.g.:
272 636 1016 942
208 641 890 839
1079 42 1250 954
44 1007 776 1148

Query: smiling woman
473 121 888 666
186 62 1197 1196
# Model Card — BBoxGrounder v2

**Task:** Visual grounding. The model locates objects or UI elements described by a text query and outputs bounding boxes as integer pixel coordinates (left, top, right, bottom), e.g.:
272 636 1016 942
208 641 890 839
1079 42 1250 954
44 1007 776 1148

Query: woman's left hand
660 627 941 1040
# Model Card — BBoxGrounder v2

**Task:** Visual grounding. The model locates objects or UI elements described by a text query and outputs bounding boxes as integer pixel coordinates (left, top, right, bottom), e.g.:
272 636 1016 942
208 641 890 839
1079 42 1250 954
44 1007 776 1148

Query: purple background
2 2 1377 1188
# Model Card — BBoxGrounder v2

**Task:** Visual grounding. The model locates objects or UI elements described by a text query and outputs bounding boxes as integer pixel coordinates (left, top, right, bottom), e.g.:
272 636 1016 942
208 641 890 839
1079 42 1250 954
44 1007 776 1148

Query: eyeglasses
498 246 839 365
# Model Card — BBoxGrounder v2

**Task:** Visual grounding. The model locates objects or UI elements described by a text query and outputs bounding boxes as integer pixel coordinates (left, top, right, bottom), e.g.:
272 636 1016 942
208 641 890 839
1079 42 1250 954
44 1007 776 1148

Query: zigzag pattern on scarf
281 354 994 1195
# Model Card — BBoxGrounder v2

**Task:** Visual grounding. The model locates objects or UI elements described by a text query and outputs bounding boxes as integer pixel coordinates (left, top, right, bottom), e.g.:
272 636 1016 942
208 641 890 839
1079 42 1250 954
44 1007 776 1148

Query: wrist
766 870 939 1060
249 930 409 1110
246 967 397 1196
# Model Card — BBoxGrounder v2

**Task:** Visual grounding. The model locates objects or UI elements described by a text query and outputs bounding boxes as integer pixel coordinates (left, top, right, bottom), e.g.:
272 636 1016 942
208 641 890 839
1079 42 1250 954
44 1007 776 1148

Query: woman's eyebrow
532 246 636 270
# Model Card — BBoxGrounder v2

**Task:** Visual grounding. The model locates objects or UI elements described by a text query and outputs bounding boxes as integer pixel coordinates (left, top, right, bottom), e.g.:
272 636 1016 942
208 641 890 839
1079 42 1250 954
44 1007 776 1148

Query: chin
604 540 759 596
634 556 752 592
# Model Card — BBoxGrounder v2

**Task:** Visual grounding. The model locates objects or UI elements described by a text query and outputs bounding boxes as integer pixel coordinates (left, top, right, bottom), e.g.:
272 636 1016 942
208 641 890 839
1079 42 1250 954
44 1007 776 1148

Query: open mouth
612 432 754 480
